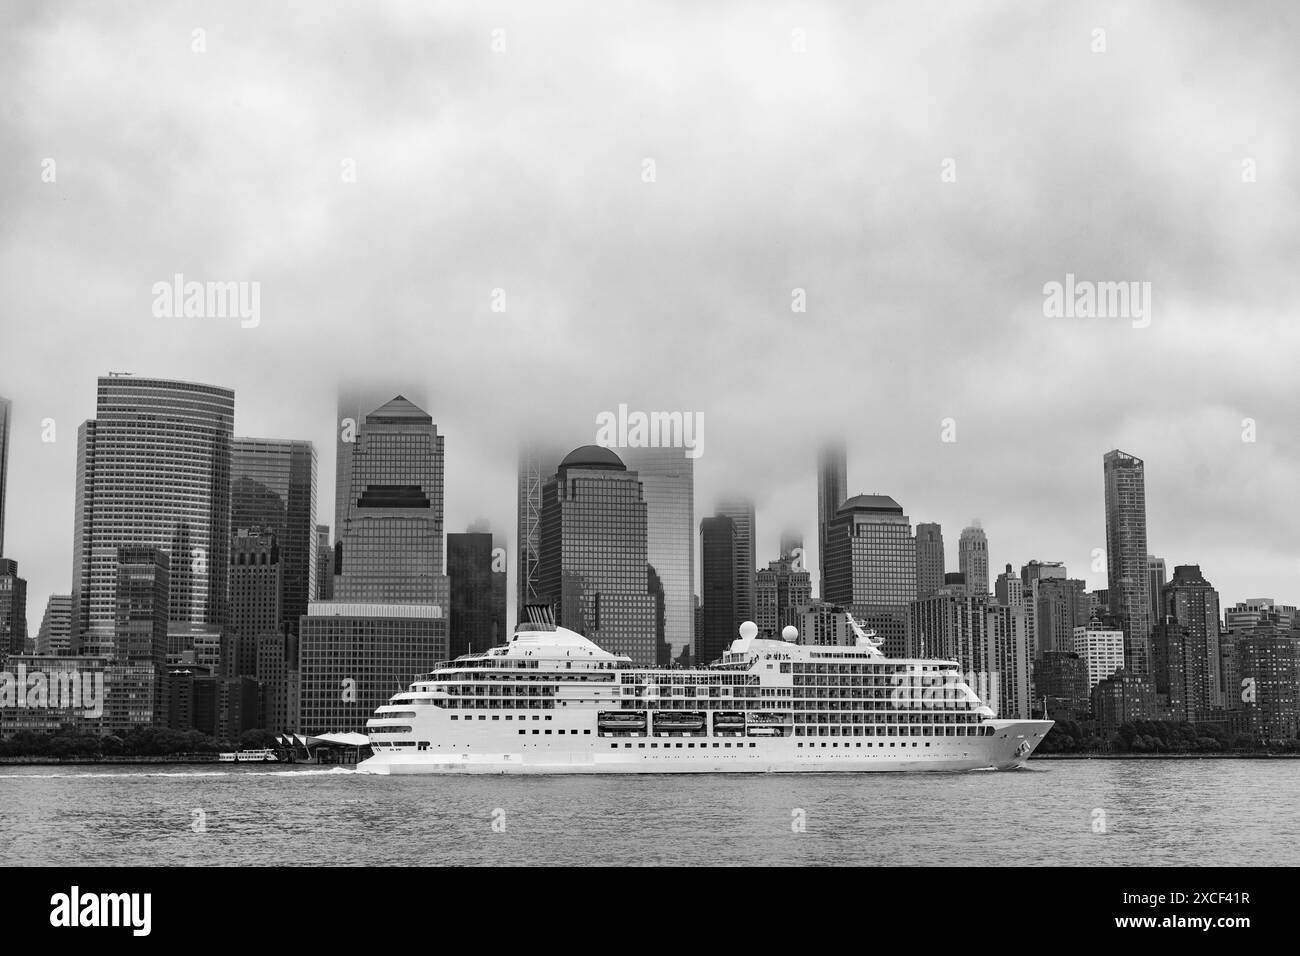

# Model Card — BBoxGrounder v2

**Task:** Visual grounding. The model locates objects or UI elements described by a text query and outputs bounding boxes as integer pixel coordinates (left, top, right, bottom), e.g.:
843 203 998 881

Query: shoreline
1030 752 1300 760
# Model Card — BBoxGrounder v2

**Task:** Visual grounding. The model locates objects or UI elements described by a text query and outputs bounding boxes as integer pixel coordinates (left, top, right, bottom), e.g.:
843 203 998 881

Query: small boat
218 749 280 763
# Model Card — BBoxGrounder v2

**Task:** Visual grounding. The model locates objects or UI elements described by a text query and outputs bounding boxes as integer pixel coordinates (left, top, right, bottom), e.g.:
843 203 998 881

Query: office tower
447 530 503 658
231 438 317 633
1147 555 1166 628
791 604 855 646
1156 564 1222 717
536 446 657 664
0 654 107 738
621 446 695 663
1072 619 1125 690
986 603 1031 719
0 394 9 555
905 588 1020 716
226 529 281 677
333 396 448 605
256 628 299 732
1223 599 1296 632
106 547 170 732
824 494 915 657
958 525 989 596
314 524 334 600
299 602 449 735
816 443 847 598
716 498 755 626
334 383 429 544
699 516 737 664
755 553 813 639
72 375 234 656
1103 449 1153 677
995 564 1023 608
914 523 945 599
517 443 561 614
0 559 28 659
1033 577 1089 656
1091 668 1158 736
1233 626 1300 740
36 594 73 655
114 547 169 664
1033 650 1091 721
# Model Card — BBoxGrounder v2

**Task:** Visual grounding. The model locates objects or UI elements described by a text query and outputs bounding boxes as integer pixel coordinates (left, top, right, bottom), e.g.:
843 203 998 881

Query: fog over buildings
2 2 1298 634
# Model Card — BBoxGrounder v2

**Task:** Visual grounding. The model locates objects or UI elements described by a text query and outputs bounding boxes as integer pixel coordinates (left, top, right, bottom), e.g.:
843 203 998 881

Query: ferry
217 749 280 763
358 606 1051 774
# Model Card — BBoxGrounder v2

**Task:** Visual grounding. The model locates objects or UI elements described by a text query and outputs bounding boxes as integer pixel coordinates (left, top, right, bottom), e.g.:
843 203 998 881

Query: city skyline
4 4 1298 651
0 372 1297 641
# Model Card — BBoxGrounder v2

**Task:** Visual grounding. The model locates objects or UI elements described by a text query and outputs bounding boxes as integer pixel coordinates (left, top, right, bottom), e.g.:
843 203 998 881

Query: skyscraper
107 546 170 732
1103 449 1153 677
699 515 737 665
332 396 448 606
1147 555 1166 630
816 443 847 598
231 438 317 633
517 443 561 614
0 558 27 659
447 530 503 658
36 594 73 655
755 553 812 639
303 392 448 734
914 523 945 599
0 394 9 556
715 498 755 626
1154 564 1222 718
958 524 989 596
621 446 695 663
72 375 234 656
536 446 657 664
334 383 429 544
824 494 916 657
314 524 334 600
226 529 281 677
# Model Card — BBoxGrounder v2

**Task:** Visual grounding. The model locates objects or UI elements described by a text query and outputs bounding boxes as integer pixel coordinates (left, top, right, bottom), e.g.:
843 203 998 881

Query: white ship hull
357 719 1052 775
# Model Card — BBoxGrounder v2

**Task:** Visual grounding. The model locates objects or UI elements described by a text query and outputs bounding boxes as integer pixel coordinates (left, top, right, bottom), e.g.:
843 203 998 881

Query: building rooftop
836 493 903 515
558 444 626 471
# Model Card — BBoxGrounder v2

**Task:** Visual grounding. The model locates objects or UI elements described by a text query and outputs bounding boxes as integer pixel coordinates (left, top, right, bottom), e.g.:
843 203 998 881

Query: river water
1 760 1295 866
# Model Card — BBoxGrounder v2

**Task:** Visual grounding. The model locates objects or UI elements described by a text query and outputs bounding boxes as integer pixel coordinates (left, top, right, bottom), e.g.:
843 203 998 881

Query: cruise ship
358 606 1052 774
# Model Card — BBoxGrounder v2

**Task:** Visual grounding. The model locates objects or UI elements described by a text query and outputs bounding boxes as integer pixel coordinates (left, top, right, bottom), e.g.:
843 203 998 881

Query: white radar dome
781 625 799 642
738 621 758 640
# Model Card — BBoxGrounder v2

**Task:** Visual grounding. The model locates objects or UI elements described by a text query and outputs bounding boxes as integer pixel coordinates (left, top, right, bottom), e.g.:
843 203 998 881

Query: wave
0 766 359 780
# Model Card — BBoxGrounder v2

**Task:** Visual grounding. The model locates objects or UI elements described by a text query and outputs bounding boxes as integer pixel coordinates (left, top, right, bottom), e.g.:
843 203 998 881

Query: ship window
518 730 525 735
584 729 590 734
638 743 645 748
749 743 756 748
545 730 551 734
610 744 617 749
450 715 458 720
532 730 539 734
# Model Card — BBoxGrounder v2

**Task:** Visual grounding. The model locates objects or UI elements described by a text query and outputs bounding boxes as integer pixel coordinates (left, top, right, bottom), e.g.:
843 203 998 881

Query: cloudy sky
2 0 1298 631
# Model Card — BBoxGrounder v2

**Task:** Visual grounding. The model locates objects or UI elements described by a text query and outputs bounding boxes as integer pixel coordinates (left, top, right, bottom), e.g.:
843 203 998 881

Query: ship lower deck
357 720 1052 774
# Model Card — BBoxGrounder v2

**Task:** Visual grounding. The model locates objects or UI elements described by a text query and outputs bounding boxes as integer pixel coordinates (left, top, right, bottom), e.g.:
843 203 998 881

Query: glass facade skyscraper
1103 449 1152 676
231 437 317 633
699 515 736 666
72 376 234 656
824 494 915 658
914 522 945 599
537 446 657 665
715 498 755 626
333 396 448 607
620 446 694 663
816 443 847 599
